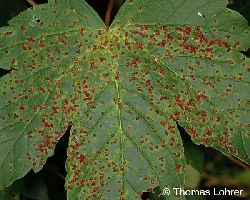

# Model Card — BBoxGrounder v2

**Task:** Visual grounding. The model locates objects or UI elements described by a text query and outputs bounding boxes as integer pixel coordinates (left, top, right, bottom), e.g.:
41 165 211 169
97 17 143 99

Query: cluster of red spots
163 84 175 90
194 92 207 102
218 136 232 149
170 136 178 146
131 30 148 38
76 42 84 54
137 24 149 31
27 37 35 43
231 41 240 49
113 97 122 109
89 59 99 71
42 118 54 130
62 99 78 114
145 80 154 105
188 45 197 53
99 171 105 187
136 84 143 92
114 68 120 80
36 131 59 154
70 141 85 150
67 164 80 190
77 154 88 166
80 78 96 109
126 56 141 69
52 106 59 114
160 121 176 134
38 86 47 93
183 126 199 138
22 43 31 51
130 71 139 81
201 110 207 122
4 31 13 36
26 153 41 167
194 27 206 43
99 56 105 62
161 139 167 148
169 111 180 121
202 130 212 138
181 26 192 35
173 95 185 109
134 39 144 50
215 39 230 51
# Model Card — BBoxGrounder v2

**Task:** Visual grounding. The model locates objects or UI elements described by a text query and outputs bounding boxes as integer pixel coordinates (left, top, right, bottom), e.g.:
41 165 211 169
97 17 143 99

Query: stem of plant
228 156 250 171
105 0 114 28
26 0 37 6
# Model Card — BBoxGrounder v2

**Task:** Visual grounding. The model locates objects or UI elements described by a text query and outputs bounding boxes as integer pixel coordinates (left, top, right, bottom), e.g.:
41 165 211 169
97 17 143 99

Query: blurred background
0 0 249 199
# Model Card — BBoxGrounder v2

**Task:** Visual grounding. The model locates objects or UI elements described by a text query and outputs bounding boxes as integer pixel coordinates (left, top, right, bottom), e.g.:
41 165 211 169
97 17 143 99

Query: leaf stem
26 0 37 6
105 0 114 28
228 156 250 171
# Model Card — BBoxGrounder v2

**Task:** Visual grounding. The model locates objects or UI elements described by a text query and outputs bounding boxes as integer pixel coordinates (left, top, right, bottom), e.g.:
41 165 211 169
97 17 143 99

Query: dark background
0 0 249 200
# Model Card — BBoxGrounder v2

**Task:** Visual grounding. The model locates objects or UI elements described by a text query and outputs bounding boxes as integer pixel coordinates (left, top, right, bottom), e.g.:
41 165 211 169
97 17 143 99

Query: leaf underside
0 0 249 199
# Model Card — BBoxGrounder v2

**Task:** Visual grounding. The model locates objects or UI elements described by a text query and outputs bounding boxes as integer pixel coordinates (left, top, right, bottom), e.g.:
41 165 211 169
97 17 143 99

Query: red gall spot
188 45 197 53
159 69 165 75
165 33 173 40
80 179 86 187
22 44 30 51
99 57 105 62
170 111 180 121
43 120 53 129
73 57 79 63
223 131 229 137
78 155 87 166
160 95 168 101
80 27 85 35
13 113 19 119
157 40 166 47
133 57 141 63
87 103 96 109
11 59 17 65
182 27 191 35
28 37 35 43
232 41 240 49
39 42 45 48
201 111 207 122
21 26 27 33
194 27 206 43
195 92 207 101
147 188 154 192
52 106 59 113
19 105 26 110
139 24 149 31
146 80 150 87
175 164 182 172
160 121 168 127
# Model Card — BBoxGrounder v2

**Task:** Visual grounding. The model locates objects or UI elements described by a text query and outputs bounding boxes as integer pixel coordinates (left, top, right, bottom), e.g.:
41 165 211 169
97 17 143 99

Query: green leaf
0 173 49 200
0 0 249 199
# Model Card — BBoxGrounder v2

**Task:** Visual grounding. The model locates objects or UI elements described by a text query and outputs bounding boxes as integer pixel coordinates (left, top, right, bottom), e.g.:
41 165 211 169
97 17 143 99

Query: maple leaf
0 0 249 199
